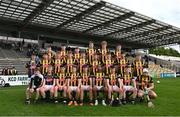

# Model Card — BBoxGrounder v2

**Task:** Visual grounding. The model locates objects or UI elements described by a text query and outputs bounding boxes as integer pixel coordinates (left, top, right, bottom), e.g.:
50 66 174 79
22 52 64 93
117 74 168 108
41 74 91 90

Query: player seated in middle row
54 66 67 104
25 67 44 104
121 65 137 105
67 65 81 106
106 66 123 106
79 65 93 106
40 66 55 101
93 65 107 106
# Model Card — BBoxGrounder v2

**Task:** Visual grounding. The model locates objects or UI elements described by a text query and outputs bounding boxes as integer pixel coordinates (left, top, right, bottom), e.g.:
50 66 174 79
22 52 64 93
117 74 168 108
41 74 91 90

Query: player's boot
122 99 126 105
68 101 73 106
54 97 58 104
54 100 58 104
109 99 113 106
118 99 122 105
25 99 30 104
131 99 135 105
94 100 98 106
74 101 78 106
79 103 83 106
63 100 67 105
89 100 94 106
34 99 39 104
102 100 107 106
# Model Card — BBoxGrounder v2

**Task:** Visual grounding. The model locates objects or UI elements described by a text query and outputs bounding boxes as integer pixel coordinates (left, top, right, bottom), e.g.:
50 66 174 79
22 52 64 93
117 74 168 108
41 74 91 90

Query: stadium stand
0 47 29 75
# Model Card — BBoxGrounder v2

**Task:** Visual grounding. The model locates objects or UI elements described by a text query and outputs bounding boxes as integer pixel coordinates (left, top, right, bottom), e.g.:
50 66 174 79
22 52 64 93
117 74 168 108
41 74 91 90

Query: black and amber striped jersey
132 60 144 77
121 73 134 86
56 73 66 86
40 59 52 75
66 73 81 86
107 73 120 86
136 75 153 90
81 72 90 86
95 72 105 86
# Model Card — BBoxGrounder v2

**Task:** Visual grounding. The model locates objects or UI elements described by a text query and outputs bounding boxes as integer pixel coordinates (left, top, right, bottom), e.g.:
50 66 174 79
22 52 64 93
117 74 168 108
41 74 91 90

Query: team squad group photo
25 41 157 108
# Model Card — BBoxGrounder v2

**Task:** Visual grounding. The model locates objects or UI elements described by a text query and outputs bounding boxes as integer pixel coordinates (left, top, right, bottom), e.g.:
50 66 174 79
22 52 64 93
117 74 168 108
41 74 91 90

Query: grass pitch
0 78 180 116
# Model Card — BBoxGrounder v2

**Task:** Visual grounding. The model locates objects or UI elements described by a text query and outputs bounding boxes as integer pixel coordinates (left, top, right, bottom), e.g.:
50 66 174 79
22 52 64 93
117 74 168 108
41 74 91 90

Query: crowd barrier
0 75 29 86
160 73 176 78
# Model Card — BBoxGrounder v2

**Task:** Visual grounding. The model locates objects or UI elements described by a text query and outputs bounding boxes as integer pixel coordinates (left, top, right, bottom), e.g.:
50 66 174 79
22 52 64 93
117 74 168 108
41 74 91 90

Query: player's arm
132 78 137 89
66 74 70 87
89 75 93 87
53 78 56 86
39 74 44 88
78 76 82 89
29 76 34 89
106 76 110 88
119 78 124 89
146 83 154 91
54 74 59 86
42 77 46 87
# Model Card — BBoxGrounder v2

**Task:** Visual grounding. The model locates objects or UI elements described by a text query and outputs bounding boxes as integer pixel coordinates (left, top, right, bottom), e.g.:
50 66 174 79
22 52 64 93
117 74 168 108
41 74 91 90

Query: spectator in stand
11 67 18 75
2 67 10 75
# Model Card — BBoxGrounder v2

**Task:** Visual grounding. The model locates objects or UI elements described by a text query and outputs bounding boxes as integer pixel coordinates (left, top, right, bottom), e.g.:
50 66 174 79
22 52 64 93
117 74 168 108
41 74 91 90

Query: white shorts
96 86 103 91
69 86 78 91
81 85 90 91
112 85 119 91
124 86 134 91
44 85 53 90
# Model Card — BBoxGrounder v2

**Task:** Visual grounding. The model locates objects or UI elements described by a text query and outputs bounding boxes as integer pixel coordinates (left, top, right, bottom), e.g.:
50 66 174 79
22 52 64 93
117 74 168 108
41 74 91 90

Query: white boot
102 100 106 106
95 100 98 106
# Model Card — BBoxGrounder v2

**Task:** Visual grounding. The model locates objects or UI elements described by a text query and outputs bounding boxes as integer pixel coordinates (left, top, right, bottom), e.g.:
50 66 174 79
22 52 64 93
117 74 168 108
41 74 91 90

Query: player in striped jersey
54 66 67 104
79 65 93 106
93 65 107 106
79 52 88 74
40 66 55 100
121 65 137 104
106 66 123 106
136 69 157 107
132 53 145 79
66 51 74 74
67 65 82 106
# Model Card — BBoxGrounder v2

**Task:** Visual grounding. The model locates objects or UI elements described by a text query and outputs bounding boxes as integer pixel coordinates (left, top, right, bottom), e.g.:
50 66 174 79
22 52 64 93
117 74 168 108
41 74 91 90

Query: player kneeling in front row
40 66 55 101
25 68 44 104
54 66 67 104
122 65 137 105
67 66 81 106
107 66 123 106
93 65 107 106
79 65 93 106
136 68 157 108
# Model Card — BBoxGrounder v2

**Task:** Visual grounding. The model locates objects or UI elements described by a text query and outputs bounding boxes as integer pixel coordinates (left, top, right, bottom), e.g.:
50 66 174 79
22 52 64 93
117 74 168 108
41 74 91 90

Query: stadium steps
0 48 29 75
0 48 7 59
0 59 28 75
148 62 175 78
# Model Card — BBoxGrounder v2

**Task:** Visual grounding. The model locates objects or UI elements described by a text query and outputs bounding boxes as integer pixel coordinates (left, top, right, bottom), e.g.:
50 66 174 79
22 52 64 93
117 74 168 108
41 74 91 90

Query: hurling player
25 68 43 104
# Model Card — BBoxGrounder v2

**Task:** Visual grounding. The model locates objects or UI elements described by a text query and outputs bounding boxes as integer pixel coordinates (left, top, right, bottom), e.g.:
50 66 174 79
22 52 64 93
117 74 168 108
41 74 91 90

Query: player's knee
138 93 144 97
63 86 67 91
150 93 157 99
67 88 71 93
50 89 54 93
89 86 93 91
93 87 97 92
36 88 40 92
26 88 30 92
54 86 58 91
